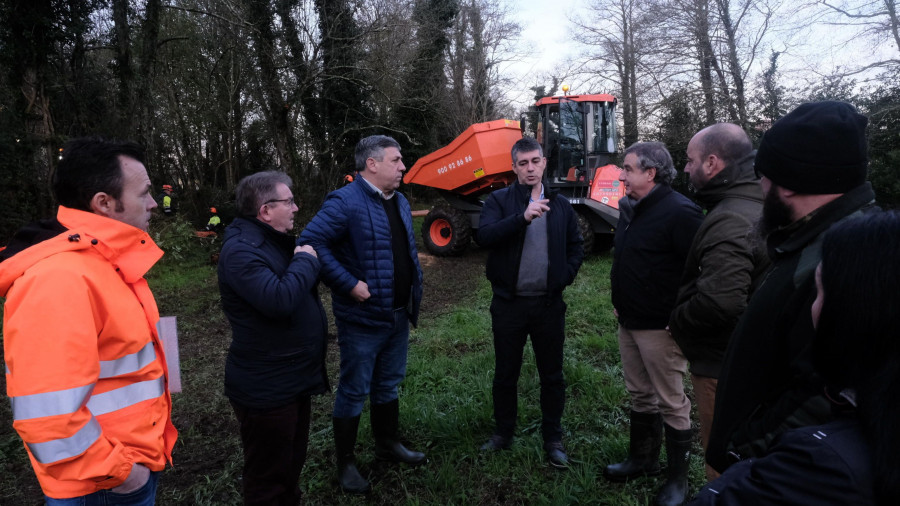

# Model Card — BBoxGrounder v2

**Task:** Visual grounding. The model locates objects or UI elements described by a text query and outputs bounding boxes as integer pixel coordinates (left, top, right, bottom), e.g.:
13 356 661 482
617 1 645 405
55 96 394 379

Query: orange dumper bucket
404 119 523 196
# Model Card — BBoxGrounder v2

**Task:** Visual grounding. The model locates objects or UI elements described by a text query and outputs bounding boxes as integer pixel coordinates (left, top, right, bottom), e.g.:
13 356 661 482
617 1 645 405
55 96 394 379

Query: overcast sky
504 0 584 75
492 0 590 109
496 0 891 111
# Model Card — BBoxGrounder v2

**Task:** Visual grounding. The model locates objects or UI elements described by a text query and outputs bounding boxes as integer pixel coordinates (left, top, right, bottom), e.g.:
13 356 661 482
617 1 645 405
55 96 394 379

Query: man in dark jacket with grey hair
218 170 328 505
669 123 769 482
606 141 703 506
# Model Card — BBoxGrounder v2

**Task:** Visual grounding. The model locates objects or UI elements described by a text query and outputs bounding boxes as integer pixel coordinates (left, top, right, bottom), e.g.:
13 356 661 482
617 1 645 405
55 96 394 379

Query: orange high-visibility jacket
0 206 177 498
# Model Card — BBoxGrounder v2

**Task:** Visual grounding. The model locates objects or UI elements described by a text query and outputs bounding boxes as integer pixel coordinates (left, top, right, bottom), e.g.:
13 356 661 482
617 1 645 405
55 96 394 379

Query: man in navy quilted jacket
300 135 424 494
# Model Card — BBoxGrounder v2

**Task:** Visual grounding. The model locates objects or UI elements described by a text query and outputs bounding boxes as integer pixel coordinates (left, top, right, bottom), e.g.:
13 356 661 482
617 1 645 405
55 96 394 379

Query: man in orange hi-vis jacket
0 137 177 504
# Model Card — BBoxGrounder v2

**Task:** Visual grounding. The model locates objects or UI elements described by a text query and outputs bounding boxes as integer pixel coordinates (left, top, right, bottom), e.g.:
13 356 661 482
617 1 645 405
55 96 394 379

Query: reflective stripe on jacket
0 206 177 498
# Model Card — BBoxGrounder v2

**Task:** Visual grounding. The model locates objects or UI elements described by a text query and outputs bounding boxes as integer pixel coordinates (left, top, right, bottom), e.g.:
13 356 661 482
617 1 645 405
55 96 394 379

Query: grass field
0 217 707 505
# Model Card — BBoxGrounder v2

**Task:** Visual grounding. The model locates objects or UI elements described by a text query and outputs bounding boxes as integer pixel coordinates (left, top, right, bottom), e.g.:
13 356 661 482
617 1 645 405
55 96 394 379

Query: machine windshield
545 99 585 179
591 102 617 154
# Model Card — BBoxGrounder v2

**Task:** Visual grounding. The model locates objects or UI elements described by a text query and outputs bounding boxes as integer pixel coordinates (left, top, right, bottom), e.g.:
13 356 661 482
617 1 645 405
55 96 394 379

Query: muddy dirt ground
417 245 488 315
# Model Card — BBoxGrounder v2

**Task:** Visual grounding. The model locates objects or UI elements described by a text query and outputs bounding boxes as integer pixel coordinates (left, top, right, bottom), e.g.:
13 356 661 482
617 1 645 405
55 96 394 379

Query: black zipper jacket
611 184 704 330
475 179 584 300
706 182 878 472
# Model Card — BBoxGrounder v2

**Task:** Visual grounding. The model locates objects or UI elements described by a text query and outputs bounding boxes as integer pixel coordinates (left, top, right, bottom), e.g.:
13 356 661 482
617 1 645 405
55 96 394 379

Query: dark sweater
382 196 412 310
475 179 583 300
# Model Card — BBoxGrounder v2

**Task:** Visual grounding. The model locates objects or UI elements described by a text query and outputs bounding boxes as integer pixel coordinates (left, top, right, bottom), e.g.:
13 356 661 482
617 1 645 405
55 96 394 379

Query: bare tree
815 0 900 75
574 0 655 146
676 0 723 124
393 0 460 162
151 0 254 208
446 0 521 133
716 0 747 124
244 0 299 174
356 0 419 130
651 0 780 128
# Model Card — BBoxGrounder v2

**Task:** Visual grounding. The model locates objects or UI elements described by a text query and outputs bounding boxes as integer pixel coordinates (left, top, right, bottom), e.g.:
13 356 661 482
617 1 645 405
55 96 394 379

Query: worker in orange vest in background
160 184 175 216
206 207 223 233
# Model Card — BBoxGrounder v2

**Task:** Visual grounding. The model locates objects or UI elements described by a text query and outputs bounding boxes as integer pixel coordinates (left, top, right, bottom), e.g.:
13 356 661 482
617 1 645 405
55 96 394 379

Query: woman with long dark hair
690 210 900 504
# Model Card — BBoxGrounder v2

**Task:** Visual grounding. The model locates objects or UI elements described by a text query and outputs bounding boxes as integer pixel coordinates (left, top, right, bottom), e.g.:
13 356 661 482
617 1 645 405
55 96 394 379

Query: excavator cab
406 93 623 257
522 94 618 194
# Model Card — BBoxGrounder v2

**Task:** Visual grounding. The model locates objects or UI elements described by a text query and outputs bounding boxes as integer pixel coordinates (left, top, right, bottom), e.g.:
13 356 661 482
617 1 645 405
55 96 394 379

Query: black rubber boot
333 416 370 494
371 399 426 465
654 424 693 506
603 410 663 482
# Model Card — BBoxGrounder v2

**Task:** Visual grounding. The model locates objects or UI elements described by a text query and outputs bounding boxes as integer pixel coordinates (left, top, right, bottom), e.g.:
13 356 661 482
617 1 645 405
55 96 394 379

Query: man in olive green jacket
668 123 770 481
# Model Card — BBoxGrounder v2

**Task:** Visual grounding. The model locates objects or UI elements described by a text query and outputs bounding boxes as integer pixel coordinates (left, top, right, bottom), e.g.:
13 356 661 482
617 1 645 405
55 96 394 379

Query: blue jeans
45 471 159 506
333 310 409 418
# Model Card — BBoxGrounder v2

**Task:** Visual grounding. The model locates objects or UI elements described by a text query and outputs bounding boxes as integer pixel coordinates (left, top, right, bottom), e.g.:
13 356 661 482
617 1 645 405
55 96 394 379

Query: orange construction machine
404 93 624 256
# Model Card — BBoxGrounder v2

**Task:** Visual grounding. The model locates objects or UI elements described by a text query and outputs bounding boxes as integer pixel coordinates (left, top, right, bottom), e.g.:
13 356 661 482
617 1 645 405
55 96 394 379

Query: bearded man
706 101 878 474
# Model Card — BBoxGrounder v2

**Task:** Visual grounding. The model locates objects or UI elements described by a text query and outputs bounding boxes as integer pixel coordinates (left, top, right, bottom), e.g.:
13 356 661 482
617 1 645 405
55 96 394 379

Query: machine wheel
576 211 595 254
422 206 472 256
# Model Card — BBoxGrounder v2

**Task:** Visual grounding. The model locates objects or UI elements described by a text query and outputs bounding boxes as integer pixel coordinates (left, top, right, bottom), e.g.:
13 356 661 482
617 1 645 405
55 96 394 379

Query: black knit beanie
755 101 868 194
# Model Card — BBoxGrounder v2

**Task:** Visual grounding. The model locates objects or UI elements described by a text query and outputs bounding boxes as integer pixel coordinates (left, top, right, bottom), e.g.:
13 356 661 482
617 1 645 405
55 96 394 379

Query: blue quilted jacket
299 178 423 328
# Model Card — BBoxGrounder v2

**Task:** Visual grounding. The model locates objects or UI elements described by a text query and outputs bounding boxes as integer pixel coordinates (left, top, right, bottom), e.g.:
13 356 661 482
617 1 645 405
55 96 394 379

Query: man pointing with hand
476 137 584 469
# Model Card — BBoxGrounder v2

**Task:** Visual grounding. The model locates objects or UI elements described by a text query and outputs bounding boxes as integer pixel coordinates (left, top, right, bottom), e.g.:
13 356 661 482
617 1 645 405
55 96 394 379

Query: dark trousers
489 295 567 442
230 396 312 506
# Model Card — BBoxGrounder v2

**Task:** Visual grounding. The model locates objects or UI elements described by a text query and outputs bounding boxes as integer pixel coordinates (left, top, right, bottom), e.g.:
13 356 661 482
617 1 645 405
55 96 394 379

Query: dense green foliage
0 0 515 240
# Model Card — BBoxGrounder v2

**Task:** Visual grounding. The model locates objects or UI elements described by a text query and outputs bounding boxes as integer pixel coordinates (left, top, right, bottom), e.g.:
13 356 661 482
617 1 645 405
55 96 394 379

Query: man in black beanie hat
705 101 878 475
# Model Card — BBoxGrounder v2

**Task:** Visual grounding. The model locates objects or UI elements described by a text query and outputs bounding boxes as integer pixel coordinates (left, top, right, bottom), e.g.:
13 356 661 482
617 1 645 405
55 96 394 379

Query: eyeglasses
264 197 295 207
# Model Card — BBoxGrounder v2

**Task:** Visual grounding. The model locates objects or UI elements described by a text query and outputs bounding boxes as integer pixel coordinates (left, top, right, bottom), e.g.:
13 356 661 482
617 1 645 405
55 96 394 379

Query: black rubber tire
421 206 472 256
576 211 595 254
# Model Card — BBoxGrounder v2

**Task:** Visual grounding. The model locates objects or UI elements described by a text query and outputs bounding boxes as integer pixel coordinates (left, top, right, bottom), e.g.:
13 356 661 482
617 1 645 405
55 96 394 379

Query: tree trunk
691 0 717 124
622 3 639 147
135 0 162 150
246 0 296 174
111 0 134 133
715 0 747 127
228 46 243 189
